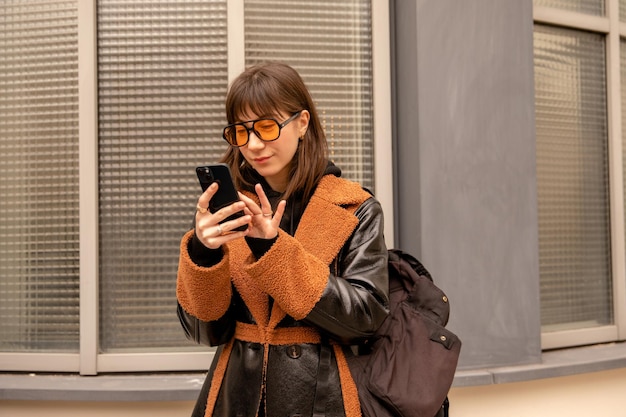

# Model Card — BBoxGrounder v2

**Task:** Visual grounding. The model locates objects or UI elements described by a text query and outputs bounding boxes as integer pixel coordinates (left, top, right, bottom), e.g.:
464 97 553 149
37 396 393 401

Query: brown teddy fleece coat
177 174 375 417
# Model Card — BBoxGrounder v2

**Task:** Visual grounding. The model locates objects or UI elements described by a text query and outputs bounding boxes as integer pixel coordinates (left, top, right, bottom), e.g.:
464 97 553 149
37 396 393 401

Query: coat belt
235 321 322 345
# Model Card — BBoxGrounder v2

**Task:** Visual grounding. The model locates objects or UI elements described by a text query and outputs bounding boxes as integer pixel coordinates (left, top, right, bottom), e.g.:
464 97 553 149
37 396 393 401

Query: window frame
0 0 393 375
534 0 626 350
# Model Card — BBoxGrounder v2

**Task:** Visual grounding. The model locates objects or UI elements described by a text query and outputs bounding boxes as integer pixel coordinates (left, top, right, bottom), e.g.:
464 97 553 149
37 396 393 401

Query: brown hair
220 61 328 202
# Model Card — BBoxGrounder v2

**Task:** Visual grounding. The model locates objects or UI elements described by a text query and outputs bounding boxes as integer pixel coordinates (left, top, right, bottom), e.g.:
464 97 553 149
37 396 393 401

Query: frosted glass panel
244 0 374 190
0 0 80 352
97 0 228 351
534 25 612 332
533 0 604 16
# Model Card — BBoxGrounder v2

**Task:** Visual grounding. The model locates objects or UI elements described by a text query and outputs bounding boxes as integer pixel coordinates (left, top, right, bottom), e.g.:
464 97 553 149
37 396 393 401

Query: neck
264 176 287 193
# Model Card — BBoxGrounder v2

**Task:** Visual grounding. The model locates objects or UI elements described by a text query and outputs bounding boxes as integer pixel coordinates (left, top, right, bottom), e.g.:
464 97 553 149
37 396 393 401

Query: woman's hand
195 182 251 249
238 183 286 239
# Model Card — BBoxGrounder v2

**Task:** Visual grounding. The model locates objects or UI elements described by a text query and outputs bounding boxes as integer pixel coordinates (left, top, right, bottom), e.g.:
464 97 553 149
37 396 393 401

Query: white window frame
0 0 393 375
534 0 626 350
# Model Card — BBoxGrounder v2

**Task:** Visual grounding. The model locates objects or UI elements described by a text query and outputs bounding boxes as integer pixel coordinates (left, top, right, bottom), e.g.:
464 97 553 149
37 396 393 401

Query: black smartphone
196 164 248 231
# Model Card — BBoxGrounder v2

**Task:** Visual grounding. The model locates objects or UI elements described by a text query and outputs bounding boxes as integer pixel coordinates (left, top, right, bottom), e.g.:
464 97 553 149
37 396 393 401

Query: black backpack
346 249 462 417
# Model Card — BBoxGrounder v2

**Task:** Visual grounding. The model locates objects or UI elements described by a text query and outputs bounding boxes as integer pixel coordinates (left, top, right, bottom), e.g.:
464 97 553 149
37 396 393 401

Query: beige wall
449 367 626 417
2 367 626 416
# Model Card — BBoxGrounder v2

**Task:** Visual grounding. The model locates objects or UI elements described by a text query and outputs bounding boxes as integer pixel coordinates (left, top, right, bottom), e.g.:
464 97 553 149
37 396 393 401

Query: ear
298 110 310 137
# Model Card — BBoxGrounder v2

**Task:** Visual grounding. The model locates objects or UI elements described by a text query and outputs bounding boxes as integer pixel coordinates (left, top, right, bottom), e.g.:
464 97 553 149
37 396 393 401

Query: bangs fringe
227 70 291 122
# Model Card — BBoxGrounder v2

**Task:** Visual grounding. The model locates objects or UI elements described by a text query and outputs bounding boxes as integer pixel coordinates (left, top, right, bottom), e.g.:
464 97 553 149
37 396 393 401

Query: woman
176 61 389 417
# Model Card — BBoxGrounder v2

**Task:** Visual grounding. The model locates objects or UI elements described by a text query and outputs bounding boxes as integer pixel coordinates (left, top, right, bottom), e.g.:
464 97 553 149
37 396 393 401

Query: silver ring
262 212 272 217
216 224 223 235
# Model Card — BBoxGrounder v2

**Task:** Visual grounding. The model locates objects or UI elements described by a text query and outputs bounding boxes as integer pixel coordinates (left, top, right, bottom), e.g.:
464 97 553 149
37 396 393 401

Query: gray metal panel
392 0 541 369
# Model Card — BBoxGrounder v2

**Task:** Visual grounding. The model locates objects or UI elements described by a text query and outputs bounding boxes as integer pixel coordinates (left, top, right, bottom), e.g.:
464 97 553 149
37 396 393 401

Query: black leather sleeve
177 300 235 347
304 197 390 344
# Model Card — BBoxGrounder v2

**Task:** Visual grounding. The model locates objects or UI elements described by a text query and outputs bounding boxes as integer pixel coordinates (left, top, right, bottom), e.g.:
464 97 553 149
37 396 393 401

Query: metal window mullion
97 352 213 372
227 0 245 83
0 353 79 372
534 6 610 32
541 325 619 349
607 0 626 341
372 0 394 248
78 0 99 376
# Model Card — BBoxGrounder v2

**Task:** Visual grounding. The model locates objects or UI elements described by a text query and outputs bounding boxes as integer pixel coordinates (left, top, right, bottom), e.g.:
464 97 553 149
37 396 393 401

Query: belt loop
313 339 332 417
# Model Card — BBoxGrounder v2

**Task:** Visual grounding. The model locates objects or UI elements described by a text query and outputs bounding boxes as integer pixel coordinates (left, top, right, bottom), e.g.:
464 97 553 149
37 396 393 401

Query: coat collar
294 174 371 265
232 175 372 327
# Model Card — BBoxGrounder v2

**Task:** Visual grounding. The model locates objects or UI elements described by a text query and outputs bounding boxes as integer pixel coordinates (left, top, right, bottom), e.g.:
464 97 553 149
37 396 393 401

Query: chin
252 167 276 179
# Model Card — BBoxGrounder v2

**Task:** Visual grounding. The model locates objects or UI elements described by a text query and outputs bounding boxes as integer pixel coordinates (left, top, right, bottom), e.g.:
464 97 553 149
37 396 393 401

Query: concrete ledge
0 373 205 402
2 342 626 401
453 341 626 387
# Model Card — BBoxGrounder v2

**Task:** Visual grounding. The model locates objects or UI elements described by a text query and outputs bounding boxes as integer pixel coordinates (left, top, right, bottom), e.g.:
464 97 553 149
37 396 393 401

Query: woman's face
238 109 309 192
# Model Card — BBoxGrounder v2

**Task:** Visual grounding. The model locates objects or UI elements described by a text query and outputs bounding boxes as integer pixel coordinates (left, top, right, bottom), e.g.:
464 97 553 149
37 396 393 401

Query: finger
238 191 262 215
218 214 251 234
197 224 249 249
197 182 218 214
254 184 273 216
196 204 208 214
272 200 287 224
213 201 247 224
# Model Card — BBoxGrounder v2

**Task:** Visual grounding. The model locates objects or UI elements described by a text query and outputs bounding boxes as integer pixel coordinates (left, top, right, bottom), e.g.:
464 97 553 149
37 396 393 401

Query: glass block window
0 0 381 370
0 0 80 352
97 0 228 352
244 0 374 190
534 24 612 331
533 0 605 16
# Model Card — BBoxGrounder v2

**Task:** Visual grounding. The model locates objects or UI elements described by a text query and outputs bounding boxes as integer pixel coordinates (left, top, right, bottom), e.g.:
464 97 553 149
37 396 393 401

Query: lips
253 156 271 164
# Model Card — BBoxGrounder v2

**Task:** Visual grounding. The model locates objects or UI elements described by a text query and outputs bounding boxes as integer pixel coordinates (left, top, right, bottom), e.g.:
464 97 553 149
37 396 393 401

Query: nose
246 130 265 150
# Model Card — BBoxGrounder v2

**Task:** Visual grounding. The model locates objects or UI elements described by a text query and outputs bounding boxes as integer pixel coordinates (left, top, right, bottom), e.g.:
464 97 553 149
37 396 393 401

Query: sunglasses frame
222 111 302 147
